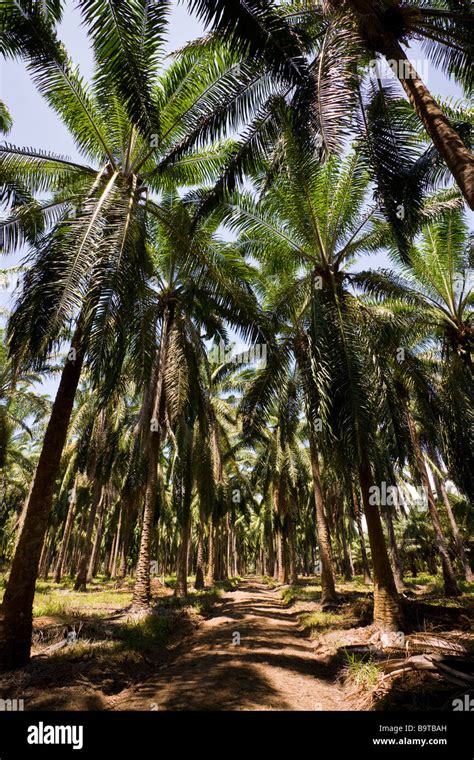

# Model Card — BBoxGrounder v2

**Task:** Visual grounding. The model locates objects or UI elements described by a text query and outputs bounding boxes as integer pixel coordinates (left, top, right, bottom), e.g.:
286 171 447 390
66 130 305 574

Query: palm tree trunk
0 331 84 669
54 477 78 584
175 424 194 597
89 489 107 581
39 529 54 580
383 506 405 591
404 404 461 597
110 505 123 580
176 517 191 598
232 532 239 577
194 518 205 590
383 38 474 208
118 489 134 579
74 482 103 591
132 307 171 610
226 518 232 578
276 531 288 584
352 485 371 583
70 502 88 575
339 511 353 582
265 531 275 577
272 480 288 584
287 510 298 585
307 425 338 605
430 448 473 582
359 459 403 631
206 516 216 587
133 448 159 608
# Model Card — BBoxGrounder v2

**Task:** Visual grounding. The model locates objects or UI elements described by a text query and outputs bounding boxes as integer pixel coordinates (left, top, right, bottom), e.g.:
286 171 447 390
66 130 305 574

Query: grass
113 615 172 654
0 573 135 619
281 584 321 605
404 572 474 591
32 587 133 619
299 610 342 635
280 575 372 606
261 576 278 588
163 577 239 615
342 650 380 689
24 574 224 663
166 587 222 615
1 571 234 623
35 577 227 664
46 616 174 665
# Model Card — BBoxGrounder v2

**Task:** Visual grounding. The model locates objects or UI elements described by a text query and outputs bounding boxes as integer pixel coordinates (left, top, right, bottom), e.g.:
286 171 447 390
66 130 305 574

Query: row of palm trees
0 0 472 669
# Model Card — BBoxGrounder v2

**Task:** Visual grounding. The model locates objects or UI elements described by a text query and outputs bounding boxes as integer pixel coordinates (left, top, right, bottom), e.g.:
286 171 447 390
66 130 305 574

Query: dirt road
111 580 347 711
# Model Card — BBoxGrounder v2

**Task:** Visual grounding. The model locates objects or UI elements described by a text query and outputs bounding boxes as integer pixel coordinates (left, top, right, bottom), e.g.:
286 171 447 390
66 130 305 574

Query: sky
0 1 472 397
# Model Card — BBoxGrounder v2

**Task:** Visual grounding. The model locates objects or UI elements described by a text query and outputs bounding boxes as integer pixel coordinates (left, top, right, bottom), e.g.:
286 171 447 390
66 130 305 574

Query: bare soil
1 577 471 711
109 579 348 711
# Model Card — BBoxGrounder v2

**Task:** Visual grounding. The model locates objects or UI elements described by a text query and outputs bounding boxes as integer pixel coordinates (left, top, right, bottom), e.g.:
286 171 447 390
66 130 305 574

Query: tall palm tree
0 0 251 668
246 374 310 585
359 208 472 495
130 193 262 608
359 207 473 585
0 328 50 557
229 118 407 627
186 0 473 206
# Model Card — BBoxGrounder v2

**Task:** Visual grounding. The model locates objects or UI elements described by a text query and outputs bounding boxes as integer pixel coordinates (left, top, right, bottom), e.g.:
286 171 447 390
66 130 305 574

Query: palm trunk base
0 610 33 671
373 582 403 632
441 561 462 598
194 567 205 590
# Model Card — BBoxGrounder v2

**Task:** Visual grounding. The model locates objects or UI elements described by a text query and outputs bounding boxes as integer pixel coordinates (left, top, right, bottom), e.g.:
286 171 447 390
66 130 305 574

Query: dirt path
110 579 348 711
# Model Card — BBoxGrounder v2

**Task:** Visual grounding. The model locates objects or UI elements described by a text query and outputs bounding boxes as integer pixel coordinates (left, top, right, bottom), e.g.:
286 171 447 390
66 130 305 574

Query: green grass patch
342 650 379 689
281 584 321 605
217 577 240 592
166 587 222 615
114 615 172 654
32 586 133 619
261 576 278 588
299 610 341 634
404 573 474 599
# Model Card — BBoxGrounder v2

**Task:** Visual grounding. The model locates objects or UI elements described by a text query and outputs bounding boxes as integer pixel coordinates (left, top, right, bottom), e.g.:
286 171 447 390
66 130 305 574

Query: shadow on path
111 579 348 711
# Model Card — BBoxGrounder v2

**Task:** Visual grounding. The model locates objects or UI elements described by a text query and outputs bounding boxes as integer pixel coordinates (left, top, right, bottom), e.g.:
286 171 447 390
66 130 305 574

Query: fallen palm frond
379 653 474 688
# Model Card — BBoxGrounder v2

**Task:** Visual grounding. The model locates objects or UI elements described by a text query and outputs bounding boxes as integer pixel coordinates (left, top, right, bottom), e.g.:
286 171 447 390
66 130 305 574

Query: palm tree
0 328 50 559
228 118 406 627
0 100 12 135
359 207 473 585
191 352 251 588
186 0 473 206
130 193 263 608
0 0 251 668
246 373 310 585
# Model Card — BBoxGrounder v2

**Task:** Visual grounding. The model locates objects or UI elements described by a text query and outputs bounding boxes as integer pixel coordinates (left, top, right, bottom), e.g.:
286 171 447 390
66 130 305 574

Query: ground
0 574 472 711
111 579 346 710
